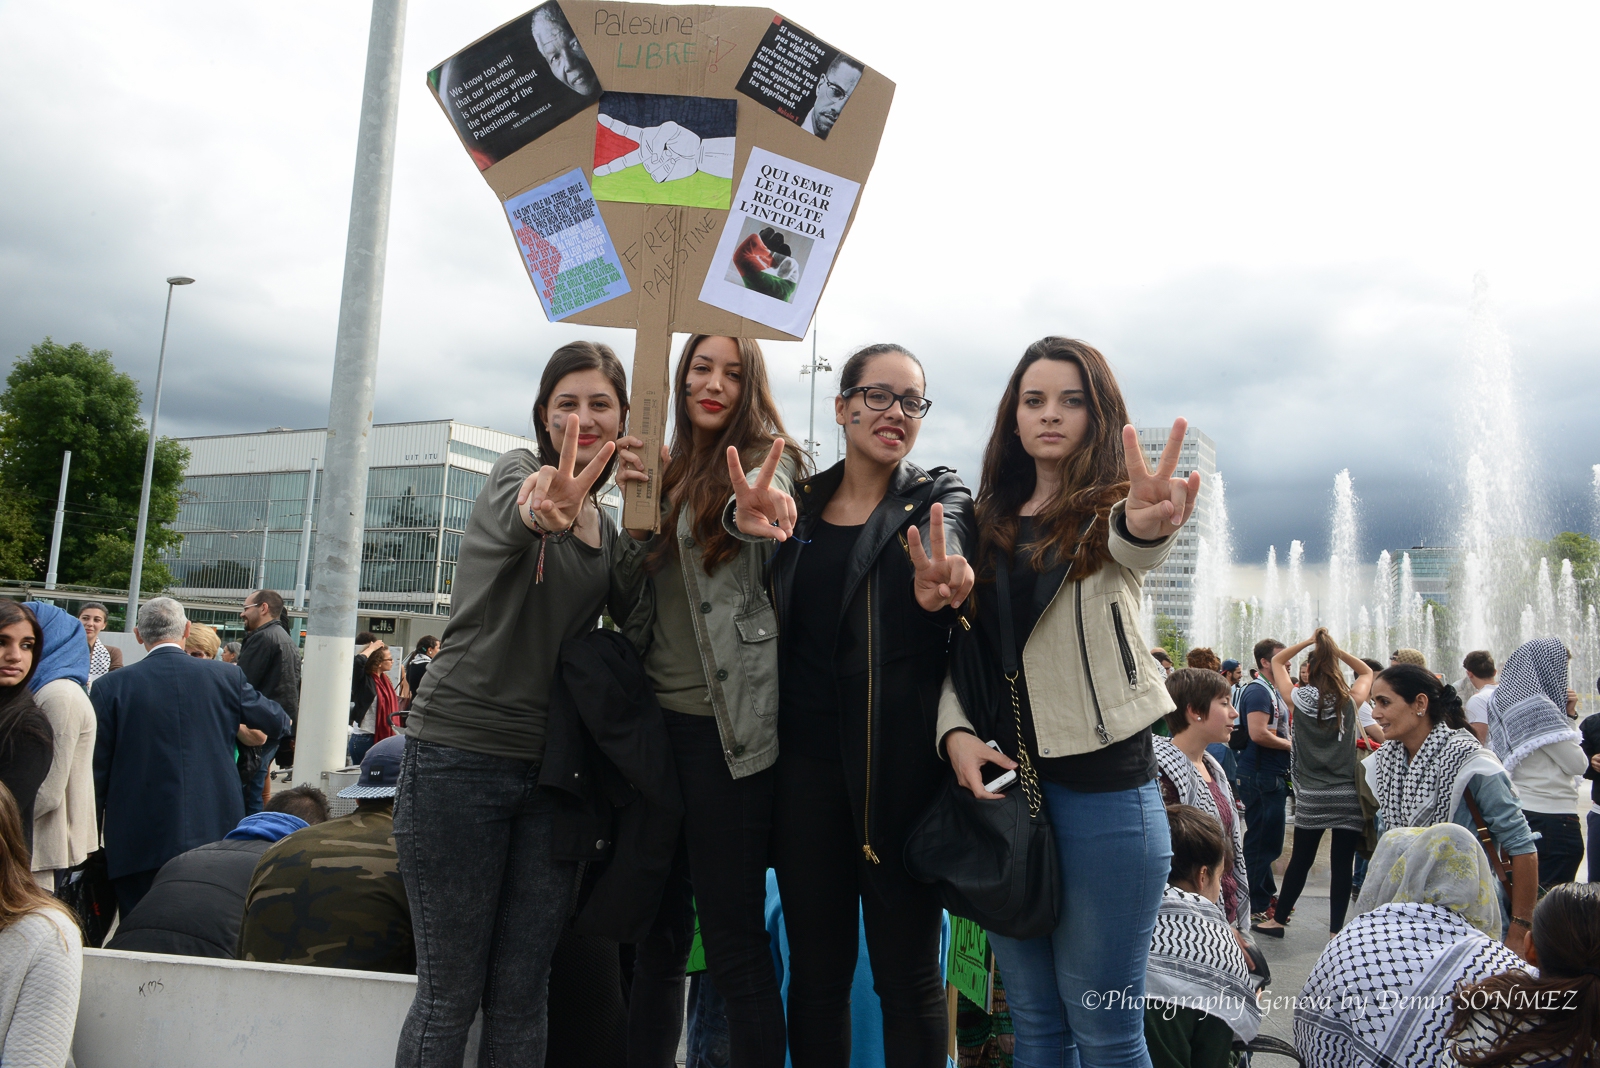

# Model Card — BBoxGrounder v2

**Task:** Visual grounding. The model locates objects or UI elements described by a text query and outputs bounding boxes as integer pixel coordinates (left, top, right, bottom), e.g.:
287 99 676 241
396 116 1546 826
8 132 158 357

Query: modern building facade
1135 425 1217 637
1387 544 1459 608
162 420 596 617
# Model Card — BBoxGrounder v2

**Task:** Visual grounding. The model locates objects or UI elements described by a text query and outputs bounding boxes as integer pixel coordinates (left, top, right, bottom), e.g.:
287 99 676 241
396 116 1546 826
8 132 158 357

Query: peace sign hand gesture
516 414 616 533
727 439 796 542
908 502 974 611
1122 418 1201 541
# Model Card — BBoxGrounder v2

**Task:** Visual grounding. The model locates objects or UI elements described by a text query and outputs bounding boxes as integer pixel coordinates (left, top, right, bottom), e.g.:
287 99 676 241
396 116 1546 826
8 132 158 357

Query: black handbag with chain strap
903 558 1061 940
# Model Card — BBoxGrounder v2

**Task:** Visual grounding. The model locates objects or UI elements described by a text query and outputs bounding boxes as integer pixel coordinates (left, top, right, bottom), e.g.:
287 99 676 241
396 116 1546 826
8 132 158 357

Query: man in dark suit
92 596 291 916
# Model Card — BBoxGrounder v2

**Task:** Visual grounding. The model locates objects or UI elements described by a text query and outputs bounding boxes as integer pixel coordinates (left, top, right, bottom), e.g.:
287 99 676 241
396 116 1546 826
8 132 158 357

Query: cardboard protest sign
429 2 893 528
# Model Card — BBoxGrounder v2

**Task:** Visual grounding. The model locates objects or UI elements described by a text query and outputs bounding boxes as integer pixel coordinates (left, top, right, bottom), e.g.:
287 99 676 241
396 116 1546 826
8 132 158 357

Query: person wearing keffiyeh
1484 638 1587 891
1364 664 1538 954
1294 823 1524 1068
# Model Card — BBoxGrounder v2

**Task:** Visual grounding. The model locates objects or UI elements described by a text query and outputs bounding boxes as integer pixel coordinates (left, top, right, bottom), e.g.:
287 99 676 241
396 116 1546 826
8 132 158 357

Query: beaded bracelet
528 504 575 583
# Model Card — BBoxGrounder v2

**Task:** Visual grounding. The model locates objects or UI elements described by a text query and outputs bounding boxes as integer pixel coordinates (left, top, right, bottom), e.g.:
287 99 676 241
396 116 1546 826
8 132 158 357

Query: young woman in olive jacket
942 337 1198 1068
614 334 803 1068
768 343 975 1068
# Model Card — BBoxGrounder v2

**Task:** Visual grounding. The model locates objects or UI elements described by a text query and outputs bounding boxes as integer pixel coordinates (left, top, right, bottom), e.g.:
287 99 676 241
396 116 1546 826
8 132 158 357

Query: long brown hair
1450 882 1600 1067
1305 627 1351 711
531 341 629 493
974 337 1130 578
654 335 805 572
0 781 77 935
0 600 48 763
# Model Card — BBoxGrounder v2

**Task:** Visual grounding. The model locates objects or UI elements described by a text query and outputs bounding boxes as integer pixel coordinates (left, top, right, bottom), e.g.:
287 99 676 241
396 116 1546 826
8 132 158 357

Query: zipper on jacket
1110 602 1138 688
862 574 880 864
1075 580 1112 745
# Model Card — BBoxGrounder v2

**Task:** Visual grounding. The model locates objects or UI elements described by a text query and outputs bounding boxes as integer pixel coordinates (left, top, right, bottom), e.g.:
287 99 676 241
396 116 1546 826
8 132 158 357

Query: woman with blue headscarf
22 601 95 889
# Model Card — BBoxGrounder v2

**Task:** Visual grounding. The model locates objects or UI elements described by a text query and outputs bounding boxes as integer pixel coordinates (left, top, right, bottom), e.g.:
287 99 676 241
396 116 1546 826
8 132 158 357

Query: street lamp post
799 323 831 464
126 276 194 630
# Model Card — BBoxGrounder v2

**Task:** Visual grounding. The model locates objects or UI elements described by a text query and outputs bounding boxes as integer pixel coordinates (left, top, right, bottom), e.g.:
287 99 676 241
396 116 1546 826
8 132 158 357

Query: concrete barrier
75 948 479 1067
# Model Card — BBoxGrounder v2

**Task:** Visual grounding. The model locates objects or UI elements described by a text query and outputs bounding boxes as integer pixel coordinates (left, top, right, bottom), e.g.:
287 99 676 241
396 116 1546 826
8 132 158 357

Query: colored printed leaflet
698 146 859 336
505 169 631 321
591 92 737 209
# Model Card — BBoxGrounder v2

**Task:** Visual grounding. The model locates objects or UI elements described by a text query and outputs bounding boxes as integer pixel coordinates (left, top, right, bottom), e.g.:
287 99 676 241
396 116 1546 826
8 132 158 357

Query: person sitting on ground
1461 649 1498 743
78 601 121 686
0 780 81 1067
1144 805 1261 1068
21 602 96 891
1293 823 1522 1068
1391 647 1428 669
1154 669 1249 931
1448 881 1600 1067
238 735 412 973
1483 638 1587 893
107 785 329 959
1152 647 1174 679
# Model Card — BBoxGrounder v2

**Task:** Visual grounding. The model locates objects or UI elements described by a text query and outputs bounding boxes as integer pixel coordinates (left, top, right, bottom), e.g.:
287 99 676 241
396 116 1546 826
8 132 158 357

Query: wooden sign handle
621 206 680 533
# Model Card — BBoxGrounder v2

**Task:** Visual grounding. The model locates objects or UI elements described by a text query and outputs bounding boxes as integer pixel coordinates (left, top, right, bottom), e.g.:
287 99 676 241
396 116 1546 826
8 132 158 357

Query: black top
106 836 274 958
984 518 1155 793
0 706 55 855
779 520 865 760
404 655 431 698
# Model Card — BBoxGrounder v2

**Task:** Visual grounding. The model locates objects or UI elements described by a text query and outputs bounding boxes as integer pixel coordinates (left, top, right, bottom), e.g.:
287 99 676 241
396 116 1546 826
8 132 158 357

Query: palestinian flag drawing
591 92 737 209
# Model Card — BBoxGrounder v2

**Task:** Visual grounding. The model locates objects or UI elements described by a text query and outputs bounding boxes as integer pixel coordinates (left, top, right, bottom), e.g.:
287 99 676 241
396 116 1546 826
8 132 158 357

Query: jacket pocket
733 605 780 719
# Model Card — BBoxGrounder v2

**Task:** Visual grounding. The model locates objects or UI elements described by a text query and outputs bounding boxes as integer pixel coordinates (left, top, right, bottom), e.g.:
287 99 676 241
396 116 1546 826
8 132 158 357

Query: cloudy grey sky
3 0 1597 569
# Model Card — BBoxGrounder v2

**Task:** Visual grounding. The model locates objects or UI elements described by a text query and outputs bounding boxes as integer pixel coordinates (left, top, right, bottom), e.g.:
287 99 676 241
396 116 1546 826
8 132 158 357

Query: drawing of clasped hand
595 115 735 183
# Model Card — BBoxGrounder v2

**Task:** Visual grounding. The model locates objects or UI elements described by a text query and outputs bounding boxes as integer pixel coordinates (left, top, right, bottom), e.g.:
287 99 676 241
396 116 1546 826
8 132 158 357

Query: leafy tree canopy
0 338 188 590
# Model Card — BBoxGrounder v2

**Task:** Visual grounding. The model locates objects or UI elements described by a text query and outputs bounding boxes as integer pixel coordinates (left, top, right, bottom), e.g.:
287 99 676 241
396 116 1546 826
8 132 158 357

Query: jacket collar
794 459 938 615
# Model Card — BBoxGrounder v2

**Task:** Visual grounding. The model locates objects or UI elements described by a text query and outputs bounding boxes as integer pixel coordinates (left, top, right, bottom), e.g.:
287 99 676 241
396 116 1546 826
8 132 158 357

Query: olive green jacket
613 457 794 779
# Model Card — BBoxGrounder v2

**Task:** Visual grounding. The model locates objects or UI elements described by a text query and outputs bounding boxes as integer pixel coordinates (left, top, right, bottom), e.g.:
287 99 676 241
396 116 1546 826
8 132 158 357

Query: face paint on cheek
851 412 861 424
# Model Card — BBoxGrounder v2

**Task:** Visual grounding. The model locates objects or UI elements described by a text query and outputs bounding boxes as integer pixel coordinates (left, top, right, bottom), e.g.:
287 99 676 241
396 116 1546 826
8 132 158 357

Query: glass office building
1135 425 1218 637
163 421 553 616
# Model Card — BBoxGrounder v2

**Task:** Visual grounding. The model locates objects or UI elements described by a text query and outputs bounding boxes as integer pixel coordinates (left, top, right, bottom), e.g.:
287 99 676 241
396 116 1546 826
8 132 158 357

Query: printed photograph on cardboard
504 168 631 321
698 147 860 336
735 17 863 140
429 1 600 172
591 93 736 209
722 219 814 304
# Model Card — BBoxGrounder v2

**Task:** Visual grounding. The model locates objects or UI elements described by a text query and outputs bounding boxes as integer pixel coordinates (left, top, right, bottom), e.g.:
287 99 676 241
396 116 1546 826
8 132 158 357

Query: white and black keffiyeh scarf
1153 737 1249 930
1368 725 1499 828
88 639 110 682
1486 637 1581 776
1146 886 1261 1043
1294 902 1524 1068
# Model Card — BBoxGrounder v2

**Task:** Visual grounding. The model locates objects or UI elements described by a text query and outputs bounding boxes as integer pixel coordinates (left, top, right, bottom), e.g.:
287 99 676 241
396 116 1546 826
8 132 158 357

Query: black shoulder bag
903 558 1061 940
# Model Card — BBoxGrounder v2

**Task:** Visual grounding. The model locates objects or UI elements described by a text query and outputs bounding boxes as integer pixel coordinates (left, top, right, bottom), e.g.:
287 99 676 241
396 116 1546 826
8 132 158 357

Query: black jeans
1273 826 1362 932
1237 771 1288 915
1525 810 1585 890
393 739 578 1068
772 751 947 1068
628 711 785 1068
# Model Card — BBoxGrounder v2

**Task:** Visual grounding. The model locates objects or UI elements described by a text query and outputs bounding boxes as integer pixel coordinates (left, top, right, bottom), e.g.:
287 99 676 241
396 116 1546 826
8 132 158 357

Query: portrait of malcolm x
801 53 863 139
531 1 600 99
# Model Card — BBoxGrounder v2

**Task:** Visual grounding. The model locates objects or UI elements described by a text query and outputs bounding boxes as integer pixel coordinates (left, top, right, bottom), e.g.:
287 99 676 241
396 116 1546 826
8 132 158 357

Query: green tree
1542 531 1599 587
0 338 188 590
1155 614 1188 665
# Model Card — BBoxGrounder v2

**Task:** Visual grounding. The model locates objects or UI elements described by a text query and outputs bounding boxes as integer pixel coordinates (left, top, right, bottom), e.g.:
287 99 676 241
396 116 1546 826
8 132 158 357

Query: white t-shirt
1356 701 1375 728
1511 740 1587 814
1465 685 1496 726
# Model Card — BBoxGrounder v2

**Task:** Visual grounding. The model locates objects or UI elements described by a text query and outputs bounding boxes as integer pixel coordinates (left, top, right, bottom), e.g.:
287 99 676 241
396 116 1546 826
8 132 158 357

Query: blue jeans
348 731 375 767
392 739 577 1068
1525 810 1585 890
243 739 279 816
986 779 1172 1068
1590 811 1600 884
1237 771 1288 916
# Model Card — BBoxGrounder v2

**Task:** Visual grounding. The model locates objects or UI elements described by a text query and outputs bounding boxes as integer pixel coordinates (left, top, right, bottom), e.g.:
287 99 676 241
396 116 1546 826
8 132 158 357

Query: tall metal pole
257 521 270 591
125 276 194 629
807 327 817 463
293 456 318 610
295 0 407 786
44 450 71 590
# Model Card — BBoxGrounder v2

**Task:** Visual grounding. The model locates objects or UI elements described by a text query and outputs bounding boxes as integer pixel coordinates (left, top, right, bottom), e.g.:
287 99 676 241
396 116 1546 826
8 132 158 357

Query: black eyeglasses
840 386 932 419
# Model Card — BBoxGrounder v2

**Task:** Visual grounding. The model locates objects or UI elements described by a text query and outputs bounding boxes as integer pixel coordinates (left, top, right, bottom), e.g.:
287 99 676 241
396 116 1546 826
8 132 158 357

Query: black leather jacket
770 460 973 885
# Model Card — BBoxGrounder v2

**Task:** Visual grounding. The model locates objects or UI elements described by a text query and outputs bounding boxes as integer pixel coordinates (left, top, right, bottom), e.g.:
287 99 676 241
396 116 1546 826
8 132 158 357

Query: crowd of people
1 333 1598 1068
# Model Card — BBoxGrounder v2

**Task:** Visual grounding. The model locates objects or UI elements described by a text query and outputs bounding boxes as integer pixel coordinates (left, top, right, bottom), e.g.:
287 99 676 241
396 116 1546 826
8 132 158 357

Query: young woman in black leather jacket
768 343 975 1068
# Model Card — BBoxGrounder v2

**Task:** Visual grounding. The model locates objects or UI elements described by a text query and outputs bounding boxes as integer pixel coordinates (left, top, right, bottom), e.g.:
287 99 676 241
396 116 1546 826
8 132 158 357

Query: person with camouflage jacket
237 736 412 973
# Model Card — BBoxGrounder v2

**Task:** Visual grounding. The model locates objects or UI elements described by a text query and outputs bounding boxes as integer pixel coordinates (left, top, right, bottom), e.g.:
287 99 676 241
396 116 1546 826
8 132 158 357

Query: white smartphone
983 740 1018 793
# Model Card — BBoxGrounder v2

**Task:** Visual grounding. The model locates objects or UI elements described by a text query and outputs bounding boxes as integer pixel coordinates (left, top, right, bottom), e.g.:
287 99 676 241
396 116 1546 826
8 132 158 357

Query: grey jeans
394 739 577 1068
